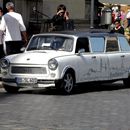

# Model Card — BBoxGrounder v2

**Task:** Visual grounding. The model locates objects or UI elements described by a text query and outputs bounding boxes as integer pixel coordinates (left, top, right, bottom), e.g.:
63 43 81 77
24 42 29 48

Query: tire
56 72 75 94
3 85 19 93
123 78 130 87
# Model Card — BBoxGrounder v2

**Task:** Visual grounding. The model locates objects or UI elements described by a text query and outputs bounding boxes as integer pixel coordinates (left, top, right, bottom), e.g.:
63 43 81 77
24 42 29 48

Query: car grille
11 66 47 74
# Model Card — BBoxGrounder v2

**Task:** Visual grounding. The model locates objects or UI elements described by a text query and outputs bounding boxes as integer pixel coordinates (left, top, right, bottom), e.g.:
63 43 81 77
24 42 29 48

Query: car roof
35 29 125 38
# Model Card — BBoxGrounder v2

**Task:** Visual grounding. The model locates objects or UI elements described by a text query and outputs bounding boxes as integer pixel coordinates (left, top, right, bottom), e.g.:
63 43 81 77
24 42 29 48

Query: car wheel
56 72 75 94
3 85 19 93
123 77 130 87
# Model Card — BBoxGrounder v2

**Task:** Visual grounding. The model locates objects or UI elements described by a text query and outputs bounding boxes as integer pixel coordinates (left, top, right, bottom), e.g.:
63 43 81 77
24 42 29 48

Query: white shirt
0 12 26 42
126 11 130 19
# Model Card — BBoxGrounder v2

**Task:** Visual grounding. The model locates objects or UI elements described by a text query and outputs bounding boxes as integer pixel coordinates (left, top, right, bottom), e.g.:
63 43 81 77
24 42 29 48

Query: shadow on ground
0 81 128 96
16 81 128 95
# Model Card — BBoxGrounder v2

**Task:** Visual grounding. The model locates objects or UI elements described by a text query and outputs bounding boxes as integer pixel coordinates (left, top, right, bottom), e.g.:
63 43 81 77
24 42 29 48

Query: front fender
60 66 75 79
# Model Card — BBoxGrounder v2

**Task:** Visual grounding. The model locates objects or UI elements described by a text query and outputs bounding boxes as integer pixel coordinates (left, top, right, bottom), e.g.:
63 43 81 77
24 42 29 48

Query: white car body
1 31 130 94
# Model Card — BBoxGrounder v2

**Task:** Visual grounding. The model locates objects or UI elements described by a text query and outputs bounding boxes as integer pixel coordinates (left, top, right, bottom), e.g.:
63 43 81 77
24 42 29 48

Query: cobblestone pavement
0 81 130 130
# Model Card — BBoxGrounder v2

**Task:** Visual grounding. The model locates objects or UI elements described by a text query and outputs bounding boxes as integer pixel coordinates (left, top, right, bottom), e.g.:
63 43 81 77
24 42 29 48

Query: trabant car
1 31 130 94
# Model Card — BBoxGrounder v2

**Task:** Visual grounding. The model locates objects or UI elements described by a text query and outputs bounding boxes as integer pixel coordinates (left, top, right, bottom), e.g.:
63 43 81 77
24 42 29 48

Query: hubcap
63 73 73 93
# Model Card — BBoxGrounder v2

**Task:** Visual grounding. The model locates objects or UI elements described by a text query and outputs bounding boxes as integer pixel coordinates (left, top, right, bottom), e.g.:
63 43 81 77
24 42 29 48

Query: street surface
0 81 130 130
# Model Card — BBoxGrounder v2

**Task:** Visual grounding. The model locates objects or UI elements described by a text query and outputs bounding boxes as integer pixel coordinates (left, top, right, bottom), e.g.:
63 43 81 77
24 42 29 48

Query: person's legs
0 44 5 59
13 41 23 53
5 41 24 55
5 41 13 55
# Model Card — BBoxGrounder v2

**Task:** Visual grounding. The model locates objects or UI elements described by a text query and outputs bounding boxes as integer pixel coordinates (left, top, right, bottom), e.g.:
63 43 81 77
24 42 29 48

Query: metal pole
90 0 94 28
36 0 38 23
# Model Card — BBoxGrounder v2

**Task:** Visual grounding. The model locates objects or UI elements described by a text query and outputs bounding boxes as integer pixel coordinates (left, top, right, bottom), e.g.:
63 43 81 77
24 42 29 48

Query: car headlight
48 58 58 70
0 58 10 69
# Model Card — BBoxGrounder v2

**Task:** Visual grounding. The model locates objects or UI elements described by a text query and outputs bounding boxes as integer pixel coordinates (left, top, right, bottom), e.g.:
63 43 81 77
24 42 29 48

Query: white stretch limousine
1 31 130 94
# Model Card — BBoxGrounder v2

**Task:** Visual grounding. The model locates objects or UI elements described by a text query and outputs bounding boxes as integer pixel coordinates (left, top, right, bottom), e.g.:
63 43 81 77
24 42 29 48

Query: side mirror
78 48 85 53
77 48 85 56
20 47 26 52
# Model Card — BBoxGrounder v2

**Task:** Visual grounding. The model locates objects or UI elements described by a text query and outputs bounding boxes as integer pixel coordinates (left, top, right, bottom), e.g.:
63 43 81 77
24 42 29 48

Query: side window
118 37 130 52
75 38 89 53
106 37 119 52
89 37 105 52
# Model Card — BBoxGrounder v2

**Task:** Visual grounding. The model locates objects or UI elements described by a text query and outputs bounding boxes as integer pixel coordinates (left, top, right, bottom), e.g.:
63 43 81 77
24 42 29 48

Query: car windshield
27 35 74 52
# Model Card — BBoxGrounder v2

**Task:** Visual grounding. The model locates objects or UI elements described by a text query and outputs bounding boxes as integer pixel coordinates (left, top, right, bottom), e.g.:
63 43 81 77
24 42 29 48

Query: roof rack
89 28 110 33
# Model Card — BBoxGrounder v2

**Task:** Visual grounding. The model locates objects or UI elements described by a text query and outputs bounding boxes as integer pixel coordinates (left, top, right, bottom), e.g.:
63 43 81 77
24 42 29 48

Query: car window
75 38 89 53
27 36 73 52
118 37 130 52
106 37 119 52
89 37 105 52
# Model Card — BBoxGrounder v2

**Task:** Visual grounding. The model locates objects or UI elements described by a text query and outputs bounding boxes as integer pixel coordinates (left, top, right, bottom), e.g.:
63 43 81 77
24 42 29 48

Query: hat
6 2 14 9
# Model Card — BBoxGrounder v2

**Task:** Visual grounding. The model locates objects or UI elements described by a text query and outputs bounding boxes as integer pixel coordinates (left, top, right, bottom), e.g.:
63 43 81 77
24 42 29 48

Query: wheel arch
61 67 76 83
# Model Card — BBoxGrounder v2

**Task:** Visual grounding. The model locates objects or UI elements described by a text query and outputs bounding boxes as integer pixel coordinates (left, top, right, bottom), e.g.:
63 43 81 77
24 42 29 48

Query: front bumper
2 78 56 88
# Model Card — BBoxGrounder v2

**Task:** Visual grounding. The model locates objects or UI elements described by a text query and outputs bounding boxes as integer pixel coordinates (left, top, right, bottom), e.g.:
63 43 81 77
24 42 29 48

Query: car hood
6 50 71 64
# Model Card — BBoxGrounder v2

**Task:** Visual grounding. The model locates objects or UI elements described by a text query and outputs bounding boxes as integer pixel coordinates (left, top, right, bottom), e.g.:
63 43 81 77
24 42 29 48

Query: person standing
0 7 3 22
0 2 27 55
0 7 5 59
50 4 70 31
113 19 124 34
126 10 130 27
125 25 130 44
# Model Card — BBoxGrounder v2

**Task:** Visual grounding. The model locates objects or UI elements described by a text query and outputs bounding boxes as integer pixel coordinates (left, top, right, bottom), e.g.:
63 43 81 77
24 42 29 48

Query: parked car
1 31 130 94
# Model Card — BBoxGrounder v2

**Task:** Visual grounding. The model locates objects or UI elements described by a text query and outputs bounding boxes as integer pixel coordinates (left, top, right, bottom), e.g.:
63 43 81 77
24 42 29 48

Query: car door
118 36 130 78
75 37 107 83
105 36 124 80
89 36 109 81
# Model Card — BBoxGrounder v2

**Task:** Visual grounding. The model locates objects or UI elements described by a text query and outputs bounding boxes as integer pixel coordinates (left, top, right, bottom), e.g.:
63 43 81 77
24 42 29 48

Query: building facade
0 0 99 33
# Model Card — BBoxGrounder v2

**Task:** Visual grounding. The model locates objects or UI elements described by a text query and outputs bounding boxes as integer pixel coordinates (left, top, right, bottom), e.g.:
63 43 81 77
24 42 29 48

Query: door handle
121 55 125 58
92 56 96 59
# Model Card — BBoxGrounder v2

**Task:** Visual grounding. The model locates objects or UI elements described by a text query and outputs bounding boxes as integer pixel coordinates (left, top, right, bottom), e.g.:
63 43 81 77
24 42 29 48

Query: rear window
118 37 130 52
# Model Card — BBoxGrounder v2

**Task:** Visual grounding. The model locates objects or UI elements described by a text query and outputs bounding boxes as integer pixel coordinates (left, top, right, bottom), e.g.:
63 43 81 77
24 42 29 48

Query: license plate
16 77 37 84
